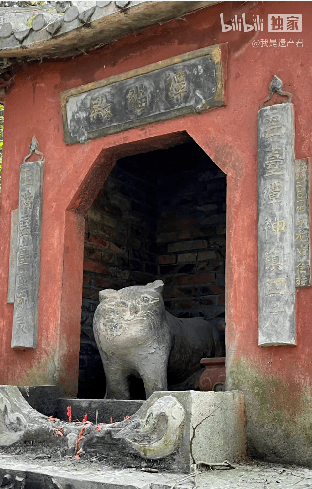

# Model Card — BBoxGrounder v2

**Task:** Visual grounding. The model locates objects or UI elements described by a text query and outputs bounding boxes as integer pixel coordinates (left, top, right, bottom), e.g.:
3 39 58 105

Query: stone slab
258 103 296 346
61 44 224 144
294 158 311 287
149 391 246 472
56 398 144 424
3 457 311 489
11 159 44 349
7 208 18 304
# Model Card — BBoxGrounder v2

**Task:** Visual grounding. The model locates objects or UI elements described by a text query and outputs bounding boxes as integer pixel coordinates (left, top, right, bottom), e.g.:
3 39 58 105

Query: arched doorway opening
78 137 226 399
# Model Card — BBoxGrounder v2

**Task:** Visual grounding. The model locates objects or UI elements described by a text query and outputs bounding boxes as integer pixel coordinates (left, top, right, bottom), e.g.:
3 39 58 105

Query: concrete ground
1 454 312 488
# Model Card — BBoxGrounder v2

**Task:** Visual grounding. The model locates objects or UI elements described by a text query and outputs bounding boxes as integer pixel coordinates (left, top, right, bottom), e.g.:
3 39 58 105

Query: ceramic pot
199 357 226 391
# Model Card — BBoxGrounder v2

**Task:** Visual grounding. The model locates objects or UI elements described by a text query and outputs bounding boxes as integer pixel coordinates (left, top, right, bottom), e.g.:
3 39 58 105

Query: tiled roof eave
0 1 219 61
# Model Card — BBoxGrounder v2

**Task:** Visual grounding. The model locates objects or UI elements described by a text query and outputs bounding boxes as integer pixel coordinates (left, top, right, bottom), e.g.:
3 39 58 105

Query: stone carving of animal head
97 280 165 336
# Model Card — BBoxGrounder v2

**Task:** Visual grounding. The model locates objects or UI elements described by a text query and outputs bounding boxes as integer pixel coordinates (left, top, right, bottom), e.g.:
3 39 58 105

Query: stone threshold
0 454 186 489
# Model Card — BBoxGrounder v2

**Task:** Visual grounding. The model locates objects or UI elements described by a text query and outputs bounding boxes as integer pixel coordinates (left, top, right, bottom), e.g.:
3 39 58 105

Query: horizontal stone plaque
258 103 296 346
11 139 44 349
294 159 310 287
61 44 224 144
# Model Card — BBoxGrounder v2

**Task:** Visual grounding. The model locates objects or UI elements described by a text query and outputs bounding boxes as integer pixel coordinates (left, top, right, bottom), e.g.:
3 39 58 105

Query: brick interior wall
79 140 226 398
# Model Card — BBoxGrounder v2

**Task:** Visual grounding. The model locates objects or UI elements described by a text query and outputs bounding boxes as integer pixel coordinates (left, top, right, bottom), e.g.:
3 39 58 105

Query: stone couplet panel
7 209 18 304
294 159 311 287
11 160 44 349
61 44 224 144
258 103 295 346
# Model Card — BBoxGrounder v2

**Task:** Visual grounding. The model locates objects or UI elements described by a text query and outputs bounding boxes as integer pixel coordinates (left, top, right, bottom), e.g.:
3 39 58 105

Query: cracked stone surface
0 456 312 488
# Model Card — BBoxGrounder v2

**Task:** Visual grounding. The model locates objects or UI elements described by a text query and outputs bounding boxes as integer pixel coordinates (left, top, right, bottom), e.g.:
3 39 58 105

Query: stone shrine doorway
78 139 226 399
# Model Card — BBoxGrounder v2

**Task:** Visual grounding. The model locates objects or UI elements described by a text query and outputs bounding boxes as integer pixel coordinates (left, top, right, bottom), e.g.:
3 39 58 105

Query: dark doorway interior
79 139 226 399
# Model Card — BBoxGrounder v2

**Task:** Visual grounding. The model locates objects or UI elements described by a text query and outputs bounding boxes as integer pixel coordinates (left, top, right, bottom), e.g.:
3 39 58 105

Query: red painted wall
0 1 312 463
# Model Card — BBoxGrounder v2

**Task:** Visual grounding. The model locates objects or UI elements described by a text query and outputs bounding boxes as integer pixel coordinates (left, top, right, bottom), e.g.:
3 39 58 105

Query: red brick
95 276 114 288
179 300 196 309
209 284 225 295
198 250 217 261
177 273 215 286
168 240 207 253
176 218 199 230
163 287 188 299
177 229 192 240
101 251 115 264
157 232 178 243
178 253 197 263
85 249 102 262
86 236 109 249
83 260 109 274
158 254 176 265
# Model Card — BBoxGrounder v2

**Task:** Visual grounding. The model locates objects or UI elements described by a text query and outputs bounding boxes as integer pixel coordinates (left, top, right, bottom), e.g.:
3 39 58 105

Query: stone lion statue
93 280 225 399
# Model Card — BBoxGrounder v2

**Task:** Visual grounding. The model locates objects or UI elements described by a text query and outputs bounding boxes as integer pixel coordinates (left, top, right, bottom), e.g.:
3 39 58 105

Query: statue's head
98 280 165 327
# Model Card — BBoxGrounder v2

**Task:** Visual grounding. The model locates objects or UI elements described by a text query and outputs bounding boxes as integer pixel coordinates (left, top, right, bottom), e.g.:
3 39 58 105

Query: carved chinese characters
7 209 18 304
10 139 44 349
294 159 310 287
258 103 296 345
61 44 224 144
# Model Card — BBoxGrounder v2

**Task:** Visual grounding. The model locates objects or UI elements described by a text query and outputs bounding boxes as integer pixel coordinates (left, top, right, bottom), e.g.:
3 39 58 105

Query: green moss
229 359 312 447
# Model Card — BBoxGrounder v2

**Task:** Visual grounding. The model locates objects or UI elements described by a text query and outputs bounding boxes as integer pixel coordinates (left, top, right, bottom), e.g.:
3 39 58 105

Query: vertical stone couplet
7 209 18 304
294 159 311 287
258 103 295 346
11 160 44 349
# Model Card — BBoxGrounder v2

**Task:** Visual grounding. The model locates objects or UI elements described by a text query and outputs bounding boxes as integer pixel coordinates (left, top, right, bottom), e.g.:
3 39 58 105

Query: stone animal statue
93 280 225 399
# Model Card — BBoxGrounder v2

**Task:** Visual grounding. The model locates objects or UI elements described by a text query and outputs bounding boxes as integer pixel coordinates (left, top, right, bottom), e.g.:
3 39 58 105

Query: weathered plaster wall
0 0 312 465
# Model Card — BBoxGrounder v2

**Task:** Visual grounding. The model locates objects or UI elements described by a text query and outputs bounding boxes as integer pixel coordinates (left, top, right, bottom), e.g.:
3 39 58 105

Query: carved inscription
258 103 295 345
7 209 18 304
11 160 44 349
294 159 310 287
61 45 224 144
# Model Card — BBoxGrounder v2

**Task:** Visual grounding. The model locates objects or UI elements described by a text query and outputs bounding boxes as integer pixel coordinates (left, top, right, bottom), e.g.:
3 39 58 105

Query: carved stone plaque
61 45 224 144
258 103 296 346
294 159 311 287
7 209 18 304
11 140 44 349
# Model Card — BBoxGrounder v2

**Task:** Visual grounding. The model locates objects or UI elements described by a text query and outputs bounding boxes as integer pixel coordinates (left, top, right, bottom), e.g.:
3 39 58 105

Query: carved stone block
258 102 296 346
11 143 44 349
7 209 18 304
61 45 225 144
294 159 311 287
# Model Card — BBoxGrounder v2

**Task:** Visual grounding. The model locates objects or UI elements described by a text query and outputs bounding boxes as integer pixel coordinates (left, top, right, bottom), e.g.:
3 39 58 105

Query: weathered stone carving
93 280 225 400
11 137 44 349
61 45 224 144
0 386 246 473
7 209 18 304
113 395 185 459
258 77 296 346
294 159 311 287
0 386 185 463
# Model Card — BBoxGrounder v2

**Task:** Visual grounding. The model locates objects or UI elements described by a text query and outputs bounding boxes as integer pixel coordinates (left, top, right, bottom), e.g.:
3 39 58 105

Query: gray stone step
56 397 144 424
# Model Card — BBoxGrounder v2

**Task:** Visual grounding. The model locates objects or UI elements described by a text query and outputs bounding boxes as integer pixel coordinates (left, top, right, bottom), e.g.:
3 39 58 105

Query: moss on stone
228 358 312 465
